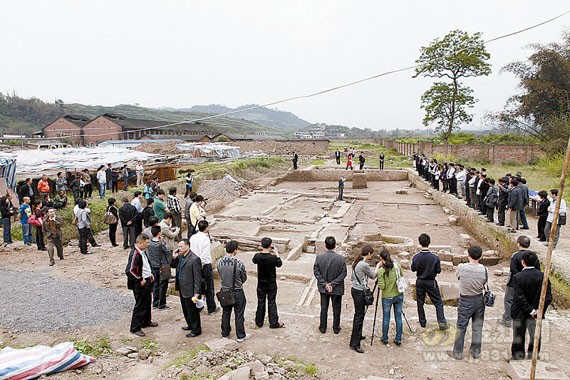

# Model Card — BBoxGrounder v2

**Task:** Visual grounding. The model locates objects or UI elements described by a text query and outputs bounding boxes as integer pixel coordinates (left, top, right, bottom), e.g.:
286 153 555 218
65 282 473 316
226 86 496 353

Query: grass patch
276 357 318 377
180 374 215 380
170 345 210 368
310 159 326 165
72 337 112 358
140 338 160 352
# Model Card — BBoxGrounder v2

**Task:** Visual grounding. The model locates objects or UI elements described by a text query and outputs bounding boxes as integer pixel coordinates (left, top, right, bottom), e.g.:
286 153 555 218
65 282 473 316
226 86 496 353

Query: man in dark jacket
497 177 509 226
313 236 347 334
499 235 540 327
252 237 284 329
125 234 156 337
507 179 524 232
517 178 530 229
511 251 552 360
119 197 138 249
411 233 448 330
147 226 171 309
172 238 204 337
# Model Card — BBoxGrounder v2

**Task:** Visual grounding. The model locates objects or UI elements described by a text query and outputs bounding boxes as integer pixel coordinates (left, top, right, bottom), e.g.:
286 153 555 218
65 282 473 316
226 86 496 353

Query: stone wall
274 169 409 183
381 139 545 164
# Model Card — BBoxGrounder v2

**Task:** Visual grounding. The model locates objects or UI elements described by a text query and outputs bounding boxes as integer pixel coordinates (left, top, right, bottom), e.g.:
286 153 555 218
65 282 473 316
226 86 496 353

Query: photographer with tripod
378 249 404 346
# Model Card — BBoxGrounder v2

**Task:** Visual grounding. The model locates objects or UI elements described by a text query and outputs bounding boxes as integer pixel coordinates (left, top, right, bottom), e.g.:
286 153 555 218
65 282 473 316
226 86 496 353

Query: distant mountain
188 104 312 131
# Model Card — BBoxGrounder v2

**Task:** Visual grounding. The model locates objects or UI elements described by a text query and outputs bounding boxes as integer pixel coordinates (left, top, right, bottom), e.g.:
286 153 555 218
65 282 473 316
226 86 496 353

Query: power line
65 10 570 140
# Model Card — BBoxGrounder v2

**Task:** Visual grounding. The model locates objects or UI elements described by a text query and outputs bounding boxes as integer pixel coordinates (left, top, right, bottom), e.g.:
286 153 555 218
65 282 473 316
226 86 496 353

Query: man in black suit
499 235 540 328
292 152 298 170
313 236 347 334
511 251 552 360
125 234 157 337
411 233 449 330
172 238 204 337
335 150 341 165
119 197 138 249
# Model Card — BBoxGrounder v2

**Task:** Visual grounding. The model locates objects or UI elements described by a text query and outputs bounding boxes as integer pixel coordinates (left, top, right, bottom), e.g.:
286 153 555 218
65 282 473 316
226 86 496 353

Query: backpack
103 206 118 225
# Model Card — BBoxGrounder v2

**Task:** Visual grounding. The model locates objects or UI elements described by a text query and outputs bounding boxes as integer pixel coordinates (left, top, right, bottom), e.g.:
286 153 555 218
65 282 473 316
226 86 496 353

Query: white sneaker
236 333 251 342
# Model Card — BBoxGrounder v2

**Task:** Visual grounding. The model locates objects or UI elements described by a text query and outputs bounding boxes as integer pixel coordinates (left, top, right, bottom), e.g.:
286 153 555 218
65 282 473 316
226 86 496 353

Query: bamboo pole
529 133 570 379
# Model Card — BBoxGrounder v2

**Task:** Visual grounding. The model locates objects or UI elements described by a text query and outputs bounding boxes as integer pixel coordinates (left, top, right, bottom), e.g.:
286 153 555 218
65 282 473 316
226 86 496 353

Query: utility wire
67 10 570 139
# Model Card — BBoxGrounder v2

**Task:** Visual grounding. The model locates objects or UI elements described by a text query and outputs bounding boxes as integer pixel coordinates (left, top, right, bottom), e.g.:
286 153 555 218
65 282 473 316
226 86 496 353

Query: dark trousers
519 208 529 228
123 176 129 191
135 218 143 239
130 280 152 332
379 160 384 170
87 228 97 246
151 268 169 308
349 288 366 348
255 283 279 328
109 223 117 245
319 293 342 332
415 279 446 326
498 204 507 226
453 296 485 358
2 218 12 244
449 177 457 194
35 225 45 250
486 206 495 222
83 184 92 198
181 296 201 335
511 317 541 360
502 285 514 323
78 227 90 254
122 225 136 249
112 181 118 193
171 212 182 241
336 157 340 165
221 289 246 339
537 215 548 241
293 160 298 170
359 163 364 170
338 187 344 201
202 264 217 313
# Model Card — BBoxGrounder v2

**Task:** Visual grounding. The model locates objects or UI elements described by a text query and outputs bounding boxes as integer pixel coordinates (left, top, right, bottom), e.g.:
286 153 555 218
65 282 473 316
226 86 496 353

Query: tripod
371 289 414 346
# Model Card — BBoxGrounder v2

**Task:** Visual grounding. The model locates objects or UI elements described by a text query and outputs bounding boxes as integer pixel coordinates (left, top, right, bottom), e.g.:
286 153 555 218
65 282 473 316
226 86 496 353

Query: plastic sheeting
12 147 161 174
175 143 240 158
0 154 17 189
0 342 95 380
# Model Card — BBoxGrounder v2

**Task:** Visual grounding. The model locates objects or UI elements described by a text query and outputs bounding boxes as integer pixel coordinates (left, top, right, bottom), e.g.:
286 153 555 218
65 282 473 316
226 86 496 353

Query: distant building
43 115 91 145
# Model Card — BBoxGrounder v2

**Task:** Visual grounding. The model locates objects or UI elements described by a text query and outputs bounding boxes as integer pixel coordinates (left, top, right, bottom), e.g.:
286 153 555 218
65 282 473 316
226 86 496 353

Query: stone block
115 346 135 356
397 251 411 260
480 250 500 266
352 173 367 189
396 189 408 194
493 270 504 276
399 259 410 270
508 360 568 380
218 367 251 380
441 261 454 272
448 215 458 225
442 207 451 214
137 349 151 361
459 233 471 247
364 233 383 242
437 250 453 262
439 281 459 306
452 254 467 266
205 338 238 352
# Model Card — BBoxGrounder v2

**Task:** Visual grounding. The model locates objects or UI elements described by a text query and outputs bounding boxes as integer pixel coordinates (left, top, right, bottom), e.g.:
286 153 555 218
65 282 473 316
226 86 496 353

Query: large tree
415 30 491 142
496 32 570 153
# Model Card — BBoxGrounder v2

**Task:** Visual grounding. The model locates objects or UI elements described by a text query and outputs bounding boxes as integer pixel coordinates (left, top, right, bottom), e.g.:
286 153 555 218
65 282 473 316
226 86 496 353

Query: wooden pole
529 132 570 379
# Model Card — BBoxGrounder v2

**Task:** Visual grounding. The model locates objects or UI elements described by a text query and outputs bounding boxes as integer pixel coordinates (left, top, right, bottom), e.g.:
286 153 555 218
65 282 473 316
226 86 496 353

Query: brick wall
274 169 408 184
384 139 545 164
43 118 82 145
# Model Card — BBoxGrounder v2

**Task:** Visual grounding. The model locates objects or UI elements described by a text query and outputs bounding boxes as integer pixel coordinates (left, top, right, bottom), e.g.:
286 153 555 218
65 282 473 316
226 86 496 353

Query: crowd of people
413 153 566 248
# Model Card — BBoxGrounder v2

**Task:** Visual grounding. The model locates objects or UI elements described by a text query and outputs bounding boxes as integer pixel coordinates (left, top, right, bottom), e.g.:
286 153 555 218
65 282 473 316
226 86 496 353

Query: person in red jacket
37 175 51 197
346 155 353 170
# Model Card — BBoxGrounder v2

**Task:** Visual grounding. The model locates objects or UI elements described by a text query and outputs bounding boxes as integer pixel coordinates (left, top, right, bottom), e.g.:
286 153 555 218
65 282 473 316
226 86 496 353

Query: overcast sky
1 1 569 130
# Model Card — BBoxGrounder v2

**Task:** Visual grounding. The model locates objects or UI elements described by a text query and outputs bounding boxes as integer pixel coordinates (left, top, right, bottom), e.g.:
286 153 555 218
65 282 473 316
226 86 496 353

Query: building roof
61 115 91 127
101 113 199 131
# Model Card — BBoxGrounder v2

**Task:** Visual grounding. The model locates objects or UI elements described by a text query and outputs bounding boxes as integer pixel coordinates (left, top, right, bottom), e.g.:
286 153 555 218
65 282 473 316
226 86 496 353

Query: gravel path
0 268 132 333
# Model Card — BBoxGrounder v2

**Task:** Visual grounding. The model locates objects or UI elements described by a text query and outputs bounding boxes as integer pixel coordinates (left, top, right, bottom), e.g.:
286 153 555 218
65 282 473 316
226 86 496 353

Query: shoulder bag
353 265 374 306
28 214 43 227
216 260 237 307
558 213 567 226
483 267 495 307
395 262 408 294
103 206 118 225
159 242 172 280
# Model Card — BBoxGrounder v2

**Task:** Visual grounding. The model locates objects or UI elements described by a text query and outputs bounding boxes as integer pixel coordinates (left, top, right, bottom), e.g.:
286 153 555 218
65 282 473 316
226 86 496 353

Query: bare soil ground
1 163 569 380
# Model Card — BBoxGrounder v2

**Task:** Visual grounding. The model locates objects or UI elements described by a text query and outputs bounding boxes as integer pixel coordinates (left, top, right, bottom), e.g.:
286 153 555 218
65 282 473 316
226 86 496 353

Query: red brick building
43 115 91 145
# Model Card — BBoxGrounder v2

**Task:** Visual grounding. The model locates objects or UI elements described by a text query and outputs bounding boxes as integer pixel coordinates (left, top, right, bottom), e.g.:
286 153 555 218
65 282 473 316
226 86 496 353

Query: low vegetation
170 345 211 368
395 132 539 145
72 336 112 358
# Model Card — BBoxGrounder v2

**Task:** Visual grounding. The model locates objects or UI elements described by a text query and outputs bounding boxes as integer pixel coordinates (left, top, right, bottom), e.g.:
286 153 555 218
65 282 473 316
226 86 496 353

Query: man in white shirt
544 189 567 249
131 191 144 237
455 165 467 199
190 220 218 314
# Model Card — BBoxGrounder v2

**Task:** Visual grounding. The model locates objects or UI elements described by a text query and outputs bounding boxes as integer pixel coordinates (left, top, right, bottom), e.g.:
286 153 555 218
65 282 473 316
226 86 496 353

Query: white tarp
13 146 161 174
176 143 240 158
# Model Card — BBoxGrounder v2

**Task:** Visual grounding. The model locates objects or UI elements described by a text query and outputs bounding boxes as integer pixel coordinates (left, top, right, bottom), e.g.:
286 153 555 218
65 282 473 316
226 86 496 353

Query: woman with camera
349 245 377 353
378 249 404 346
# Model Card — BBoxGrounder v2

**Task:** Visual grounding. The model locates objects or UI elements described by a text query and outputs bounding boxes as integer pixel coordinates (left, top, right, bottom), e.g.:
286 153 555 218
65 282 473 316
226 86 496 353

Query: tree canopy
415 30 491 142
497 32 570 153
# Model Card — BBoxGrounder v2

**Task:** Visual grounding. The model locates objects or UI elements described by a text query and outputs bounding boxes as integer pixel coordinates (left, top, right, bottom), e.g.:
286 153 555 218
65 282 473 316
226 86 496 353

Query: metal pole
529 132 570 379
